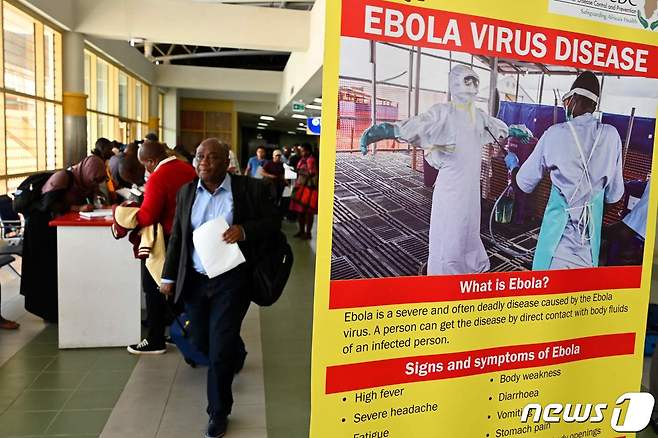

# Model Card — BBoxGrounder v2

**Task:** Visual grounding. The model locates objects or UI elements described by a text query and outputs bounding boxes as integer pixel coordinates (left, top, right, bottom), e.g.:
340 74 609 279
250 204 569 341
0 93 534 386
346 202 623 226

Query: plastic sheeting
601 113 656 155
497 102 566 139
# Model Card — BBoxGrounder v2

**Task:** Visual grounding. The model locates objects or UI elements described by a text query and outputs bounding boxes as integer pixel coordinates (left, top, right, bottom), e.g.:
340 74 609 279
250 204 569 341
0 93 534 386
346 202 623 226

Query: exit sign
292 102 306 112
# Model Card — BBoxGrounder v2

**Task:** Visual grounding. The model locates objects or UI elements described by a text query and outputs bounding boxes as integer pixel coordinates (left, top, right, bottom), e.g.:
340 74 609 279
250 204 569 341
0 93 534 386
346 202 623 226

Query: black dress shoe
205 416 227 438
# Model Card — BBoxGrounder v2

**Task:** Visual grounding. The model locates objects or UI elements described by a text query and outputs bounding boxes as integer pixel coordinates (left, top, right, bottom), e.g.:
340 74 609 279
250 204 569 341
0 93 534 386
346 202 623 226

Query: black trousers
184 266 250 418
142 260 168 345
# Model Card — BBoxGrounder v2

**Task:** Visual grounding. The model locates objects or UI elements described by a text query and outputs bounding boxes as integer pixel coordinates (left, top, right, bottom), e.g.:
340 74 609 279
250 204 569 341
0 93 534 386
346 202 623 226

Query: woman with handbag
289 144 318 240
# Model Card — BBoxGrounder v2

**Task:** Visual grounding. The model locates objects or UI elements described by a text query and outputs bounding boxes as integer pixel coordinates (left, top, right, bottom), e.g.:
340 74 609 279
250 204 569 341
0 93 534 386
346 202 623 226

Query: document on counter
79 209 113 219
192 217 246 278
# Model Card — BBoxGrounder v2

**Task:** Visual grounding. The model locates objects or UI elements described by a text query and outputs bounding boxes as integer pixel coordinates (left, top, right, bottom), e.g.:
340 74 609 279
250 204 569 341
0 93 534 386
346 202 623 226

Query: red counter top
49 211 113 227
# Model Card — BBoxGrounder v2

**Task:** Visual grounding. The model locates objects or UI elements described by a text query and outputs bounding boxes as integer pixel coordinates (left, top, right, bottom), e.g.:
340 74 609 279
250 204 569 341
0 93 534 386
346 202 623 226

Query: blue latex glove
359 123 397 155
505 151 520 171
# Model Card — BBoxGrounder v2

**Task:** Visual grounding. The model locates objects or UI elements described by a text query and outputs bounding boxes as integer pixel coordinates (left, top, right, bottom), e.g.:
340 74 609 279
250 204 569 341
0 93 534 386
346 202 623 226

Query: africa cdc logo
637 0 658 30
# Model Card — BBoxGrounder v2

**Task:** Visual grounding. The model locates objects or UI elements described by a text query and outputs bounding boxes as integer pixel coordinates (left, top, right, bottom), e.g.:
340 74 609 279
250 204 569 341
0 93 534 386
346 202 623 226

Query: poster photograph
311 0 658 437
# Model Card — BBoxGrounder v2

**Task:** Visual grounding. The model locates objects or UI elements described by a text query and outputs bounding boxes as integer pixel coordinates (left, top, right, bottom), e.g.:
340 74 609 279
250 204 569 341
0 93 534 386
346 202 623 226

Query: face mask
564 99 575 121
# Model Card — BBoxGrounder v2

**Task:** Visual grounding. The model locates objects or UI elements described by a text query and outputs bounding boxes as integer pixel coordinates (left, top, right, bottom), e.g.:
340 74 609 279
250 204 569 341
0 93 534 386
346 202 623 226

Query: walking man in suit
160 139 280 438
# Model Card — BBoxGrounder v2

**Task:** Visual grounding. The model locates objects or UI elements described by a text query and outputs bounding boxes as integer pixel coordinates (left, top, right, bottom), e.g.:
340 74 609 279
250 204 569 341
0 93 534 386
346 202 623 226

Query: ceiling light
292 114 307 119
314 98 322 104
287 131 296 134
260 115 275 121
155 60 161 65
258 122 268 127
306 104 322 110
299 122 305 126
296 127 307 131
257 126 266 130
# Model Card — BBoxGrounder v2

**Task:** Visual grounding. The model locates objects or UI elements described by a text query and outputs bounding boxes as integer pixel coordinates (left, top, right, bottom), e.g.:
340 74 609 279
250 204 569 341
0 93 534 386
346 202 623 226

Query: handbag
251 231 294 306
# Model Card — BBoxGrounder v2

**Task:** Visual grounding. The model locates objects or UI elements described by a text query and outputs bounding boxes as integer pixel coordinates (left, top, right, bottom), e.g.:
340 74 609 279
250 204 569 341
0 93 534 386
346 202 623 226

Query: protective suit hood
449 65 479 105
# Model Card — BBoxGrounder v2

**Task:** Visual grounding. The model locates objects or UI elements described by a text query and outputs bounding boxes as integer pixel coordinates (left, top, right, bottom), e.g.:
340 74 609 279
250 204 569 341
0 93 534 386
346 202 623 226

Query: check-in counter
49 212 141 349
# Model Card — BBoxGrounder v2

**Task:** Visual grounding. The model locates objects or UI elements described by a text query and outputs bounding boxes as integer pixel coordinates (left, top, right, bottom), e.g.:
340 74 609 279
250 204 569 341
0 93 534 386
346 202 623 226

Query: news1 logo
520 393 655 432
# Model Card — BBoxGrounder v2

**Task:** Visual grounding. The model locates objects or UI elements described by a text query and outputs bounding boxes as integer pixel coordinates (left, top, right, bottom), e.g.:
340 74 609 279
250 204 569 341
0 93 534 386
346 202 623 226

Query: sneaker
127 338 166 355
205 416 227 438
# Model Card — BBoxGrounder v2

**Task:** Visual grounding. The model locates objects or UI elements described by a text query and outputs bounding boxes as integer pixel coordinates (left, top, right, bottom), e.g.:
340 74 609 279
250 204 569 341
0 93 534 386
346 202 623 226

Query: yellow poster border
312 0 658 435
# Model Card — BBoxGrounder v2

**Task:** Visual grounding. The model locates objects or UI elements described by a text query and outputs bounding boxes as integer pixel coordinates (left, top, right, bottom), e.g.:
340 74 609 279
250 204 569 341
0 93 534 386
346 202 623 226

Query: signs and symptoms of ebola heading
312 0 658 437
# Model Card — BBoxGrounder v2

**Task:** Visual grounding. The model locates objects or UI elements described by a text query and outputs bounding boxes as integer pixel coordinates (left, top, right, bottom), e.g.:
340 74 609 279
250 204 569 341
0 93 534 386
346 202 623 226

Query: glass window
135 82 142 122
44 27 56 101
158 93 164 141
45 102 56 169
118 72 128 117
4 4 36 95
0 2 63 193
96 59 108 113
86 49 152 148
84 52 91 108
5 94 37 175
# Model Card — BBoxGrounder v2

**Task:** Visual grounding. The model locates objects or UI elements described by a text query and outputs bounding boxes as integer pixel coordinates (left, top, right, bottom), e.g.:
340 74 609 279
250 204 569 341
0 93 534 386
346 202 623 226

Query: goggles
464 76 480 88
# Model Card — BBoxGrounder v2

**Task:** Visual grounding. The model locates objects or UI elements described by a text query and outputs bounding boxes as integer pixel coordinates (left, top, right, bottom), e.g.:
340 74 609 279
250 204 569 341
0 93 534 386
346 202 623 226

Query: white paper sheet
284 164 297 180
115 188 133 200
192 217 246 278
79 209 113 219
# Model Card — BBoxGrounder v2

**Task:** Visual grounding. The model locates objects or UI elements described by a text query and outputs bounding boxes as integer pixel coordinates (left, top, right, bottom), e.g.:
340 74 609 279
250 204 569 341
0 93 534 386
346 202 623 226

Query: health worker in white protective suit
509 71 625 270
360 65 508 275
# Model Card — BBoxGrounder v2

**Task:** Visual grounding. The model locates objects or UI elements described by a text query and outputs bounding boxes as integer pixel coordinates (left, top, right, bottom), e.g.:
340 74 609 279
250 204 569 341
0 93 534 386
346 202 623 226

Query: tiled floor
0 325 138 437
0 222 316 438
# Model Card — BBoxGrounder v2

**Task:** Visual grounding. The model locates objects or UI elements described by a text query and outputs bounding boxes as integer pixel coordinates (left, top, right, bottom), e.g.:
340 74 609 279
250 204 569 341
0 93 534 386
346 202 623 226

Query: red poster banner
325 333 635 393
329 266 642 309
341 0 658 78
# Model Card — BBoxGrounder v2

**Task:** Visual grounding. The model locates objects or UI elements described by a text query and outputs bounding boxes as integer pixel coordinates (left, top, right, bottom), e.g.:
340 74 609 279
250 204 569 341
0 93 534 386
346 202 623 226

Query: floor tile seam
41 364 96 434
0 355 56 416
5 407 113 413
41 359 137 435
40 350 136 436
152 356 183 438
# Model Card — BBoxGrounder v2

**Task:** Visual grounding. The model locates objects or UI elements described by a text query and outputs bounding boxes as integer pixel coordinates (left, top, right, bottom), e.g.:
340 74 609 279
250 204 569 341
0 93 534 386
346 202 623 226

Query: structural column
63 31 87 166
148 84 159 136
162 88 179 146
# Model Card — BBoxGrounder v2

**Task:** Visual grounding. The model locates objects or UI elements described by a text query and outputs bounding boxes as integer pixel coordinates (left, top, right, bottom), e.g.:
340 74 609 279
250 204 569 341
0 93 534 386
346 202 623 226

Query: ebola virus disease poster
310 0 658 437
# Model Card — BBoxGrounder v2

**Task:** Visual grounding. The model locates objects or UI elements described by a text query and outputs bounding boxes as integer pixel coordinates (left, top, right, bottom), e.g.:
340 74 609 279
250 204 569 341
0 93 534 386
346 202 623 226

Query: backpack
251 230 294 306
13 170 73 215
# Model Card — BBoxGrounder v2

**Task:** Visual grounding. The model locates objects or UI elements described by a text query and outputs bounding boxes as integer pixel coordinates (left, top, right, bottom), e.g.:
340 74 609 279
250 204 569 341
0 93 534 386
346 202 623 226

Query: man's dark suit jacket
162 174 281 303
